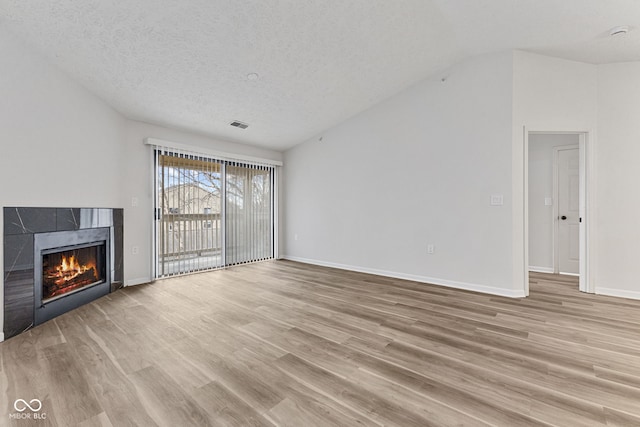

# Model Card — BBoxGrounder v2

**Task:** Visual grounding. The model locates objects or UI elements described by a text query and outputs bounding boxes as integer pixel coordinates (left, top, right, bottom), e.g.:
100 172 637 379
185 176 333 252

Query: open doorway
525 131 591 294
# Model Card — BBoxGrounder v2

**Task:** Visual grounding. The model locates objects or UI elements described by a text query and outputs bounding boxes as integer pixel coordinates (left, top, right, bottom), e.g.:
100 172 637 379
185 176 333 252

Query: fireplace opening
42 243 106 303
33 226 112 325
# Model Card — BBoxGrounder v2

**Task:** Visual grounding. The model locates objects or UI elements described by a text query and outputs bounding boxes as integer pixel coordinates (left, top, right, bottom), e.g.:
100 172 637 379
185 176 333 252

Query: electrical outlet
490 194 504 206
427 244 435 254
132 246 139 255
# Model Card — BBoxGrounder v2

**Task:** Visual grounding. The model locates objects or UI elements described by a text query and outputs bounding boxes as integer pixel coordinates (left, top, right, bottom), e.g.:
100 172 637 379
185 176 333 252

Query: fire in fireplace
42 245 105 302
34 227 111 325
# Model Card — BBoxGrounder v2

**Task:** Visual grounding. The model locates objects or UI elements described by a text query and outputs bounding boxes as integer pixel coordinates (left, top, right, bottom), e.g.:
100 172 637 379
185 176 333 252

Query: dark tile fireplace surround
3 207 123 340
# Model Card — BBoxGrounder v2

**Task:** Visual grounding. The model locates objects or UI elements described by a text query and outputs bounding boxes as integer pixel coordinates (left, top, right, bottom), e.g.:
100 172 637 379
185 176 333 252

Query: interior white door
557 148 580 275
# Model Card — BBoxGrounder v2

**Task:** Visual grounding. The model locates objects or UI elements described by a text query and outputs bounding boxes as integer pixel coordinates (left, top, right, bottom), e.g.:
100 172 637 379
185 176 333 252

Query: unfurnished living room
2 1 640 426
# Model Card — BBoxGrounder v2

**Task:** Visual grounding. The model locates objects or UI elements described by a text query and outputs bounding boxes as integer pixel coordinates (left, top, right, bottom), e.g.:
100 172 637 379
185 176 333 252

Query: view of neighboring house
159 181 223 274
163 182 221 216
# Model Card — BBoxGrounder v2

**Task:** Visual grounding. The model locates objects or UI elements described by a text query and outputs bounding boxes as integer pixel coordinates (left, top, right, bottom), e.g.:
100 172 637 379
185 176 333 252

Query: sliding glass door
155 151 274 277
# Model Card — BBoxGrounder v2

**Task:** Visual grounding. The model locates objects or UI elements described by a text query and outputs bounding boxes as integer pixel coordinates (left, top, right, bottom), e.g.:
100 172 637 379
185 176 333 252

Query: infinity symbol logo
13 399 42 412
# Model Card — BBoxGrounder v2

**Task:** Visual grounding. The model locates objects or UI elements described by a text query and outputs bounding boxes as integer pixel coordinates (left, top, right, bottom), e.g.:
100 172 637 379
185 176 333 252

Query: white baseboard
283 256 525 298
125 277 151 287
559 272 580 277
529 266 554 273
0 332 4 342
596 287 640 301
529 268 579 277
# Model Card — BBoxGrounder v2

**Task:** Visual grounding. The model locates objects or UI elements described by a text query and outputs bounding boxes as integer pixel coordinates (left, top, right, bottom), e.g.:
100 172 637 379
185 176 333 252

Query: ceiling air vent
230 120 249 129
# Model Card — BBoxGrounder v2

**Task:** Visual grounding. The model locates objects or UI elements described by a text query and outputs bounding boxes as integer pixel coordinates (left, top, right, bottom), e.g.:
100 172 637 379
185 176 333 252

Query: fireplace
42 243 105 302
34 228 111 325
3 207 123 339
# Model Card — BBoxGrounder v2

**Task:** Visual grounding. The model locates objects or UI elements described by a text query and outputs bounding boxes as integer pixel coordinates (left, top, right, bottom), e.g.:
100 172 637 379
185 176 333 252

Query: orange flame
52 254 97 286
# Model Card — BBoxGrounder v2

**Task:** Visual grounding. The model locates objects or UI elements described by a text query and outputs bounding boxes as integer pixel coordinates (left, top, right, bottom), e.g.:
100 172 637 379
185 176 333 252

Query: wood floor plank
3 263 640 426
129 365 215 426
191 380 275 427
275 352 436 427
76 412 114 427
39 343 103 425
232 347 374 427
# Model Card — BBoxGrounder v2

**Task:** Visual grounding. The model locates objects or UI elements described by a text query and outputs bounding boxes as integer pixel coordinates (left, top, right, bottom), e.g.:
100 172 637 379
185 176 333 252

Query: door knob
561 215 567 220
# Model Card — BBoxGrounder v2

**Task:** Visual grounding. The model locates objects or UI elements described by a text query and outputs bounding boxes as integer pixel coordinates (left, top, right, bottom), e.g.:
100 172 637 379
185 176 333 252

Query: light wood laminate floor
2 262 640 426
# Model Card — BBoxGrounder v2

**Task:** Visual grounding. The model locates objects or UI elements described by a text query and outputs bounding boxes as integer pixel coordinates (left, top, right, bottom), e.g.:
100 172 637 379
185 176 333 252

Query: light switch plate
490 194 504 206
544 197 553 206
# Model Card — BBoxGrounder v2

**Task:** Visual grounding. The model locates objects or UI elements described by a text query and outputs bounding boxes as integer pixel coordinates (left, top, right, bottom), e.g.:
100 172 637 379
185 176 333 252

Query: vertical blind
155 149 274 278
225 162 273 265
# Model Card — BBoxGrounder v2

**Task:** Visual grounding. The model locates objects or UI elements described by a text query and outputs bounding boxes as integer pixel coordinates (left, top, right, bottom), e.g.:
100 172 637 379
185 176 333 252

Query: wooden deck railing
159 213 222 259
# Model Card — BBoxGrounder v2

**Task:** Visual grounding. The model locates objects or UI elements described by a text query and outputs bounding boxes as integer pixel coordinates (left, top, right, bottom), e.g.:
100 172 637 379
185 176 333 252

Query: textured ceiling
1 1 640 151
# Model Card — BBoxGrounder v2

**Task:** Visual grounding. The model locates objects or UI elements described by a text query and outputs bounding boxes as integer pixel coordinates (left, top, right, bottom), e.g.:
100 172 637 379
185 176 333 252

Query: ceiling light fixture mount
247 73 259 81
609 25 630 36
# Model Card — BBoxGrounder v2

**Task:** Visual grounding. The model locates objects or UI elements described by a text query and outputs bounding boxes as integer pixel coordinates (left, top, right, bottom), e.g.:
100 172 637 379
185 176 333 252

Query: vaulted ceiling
2 1 639 150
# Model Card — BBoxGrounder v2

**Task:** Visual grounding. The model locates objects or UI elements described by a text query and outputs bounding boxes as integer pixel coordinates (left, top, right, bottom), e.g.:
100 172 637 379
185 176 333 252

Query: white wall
512 52 598 132
0 27 126 338
595 62 640 299
528 134 578 272
512 51 598 292
121 121 283 285
284 51 520 296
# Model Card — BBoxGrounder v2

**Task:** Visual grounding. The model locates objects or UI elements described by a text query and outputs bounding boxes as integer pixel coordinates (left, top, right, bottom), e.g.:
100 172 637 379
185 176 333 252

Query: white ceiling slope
1 1 640 151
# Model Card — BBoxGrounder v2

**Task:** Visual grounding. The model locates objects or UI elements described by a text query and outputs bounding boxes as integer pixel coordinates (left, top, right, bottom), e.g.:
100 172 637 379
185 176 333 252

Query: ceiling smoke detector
247 73 259 80
230 120 249 129
609 25 630 36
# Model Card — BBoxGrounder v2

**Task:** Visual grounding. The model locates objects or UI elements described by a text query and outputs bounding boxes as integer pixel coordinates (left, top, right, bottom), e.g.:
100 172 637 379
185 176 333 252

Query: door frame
553 144 579 275
523 130 593 295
